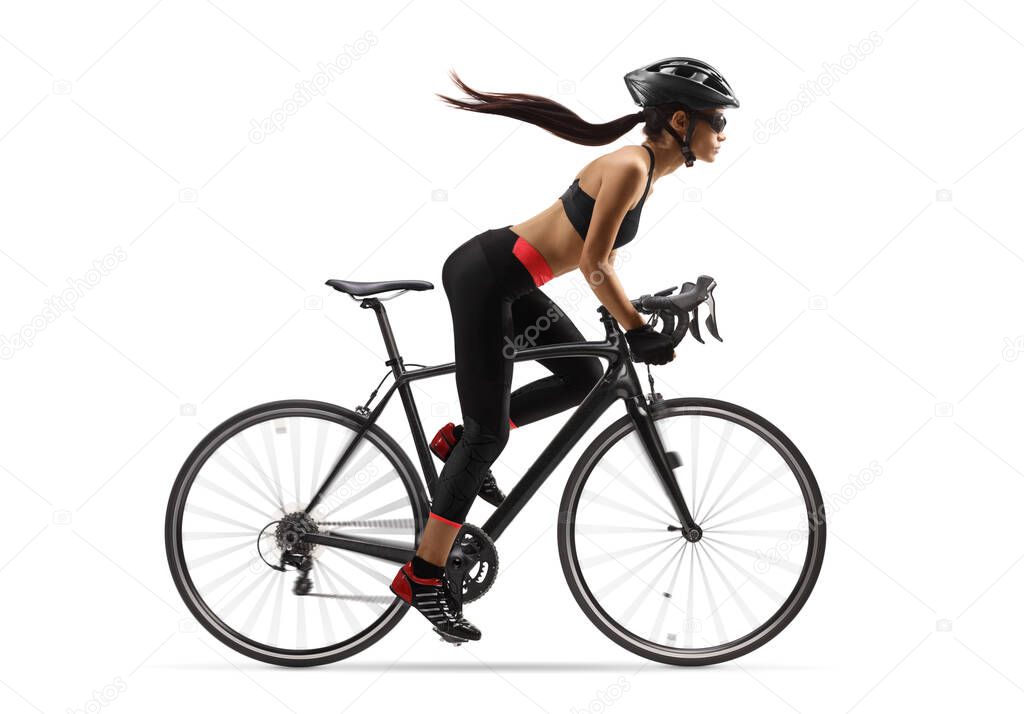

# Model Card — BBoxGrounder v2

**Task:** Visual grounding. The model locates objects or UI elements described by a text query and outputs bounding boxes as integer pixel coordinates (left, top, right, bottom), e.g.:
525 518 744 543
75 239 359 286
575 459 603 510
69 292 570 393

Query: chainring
445 523 499 604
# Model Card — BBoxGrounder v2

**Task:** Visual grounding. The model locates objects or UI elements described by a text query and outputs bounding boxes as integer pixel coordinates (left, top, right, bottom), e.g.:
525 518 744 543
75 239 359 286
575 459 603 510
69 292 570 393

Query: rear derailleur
259 512 319 595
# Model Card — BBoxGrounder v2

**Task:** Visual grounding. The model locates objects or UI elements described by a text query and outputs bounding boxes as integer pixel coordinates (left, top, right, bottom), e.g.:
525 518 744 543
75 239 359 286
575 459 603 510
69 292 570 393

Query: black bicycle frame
302 296 699 563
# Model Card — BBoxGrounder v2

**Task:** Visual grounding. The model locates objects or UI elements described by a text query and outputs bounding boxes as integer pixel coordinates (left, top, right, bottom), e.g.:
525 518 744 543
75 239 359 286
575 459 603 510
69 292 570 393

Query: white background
2 0 1023 712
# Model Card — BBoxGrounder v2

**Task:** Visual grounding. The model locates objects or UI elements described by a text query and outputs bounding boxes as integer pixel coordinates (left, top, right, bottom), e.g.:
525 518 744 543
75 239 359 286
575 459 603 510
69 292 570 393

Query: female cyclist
389 57 739 643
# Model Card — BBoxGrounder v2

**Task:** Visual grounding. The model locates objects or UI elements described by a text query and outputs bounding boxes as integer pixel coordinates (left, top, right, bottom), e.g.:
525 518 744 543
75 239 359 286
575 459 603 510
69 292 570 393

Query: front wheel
558 398 825 666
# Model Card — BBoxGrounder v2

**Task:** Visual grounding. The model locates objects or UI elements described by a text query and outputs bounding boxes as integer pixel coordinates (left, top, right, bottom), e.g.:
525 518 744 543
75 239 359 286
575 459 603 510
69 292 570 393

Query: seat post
359 297 437 485
361 298 404 375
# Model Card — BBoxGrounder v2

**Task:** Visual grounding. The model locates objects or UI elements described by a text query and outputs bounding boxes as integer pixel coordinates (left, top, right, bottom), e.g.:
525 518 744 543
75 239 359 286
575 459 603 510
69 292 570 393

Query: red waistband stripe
512 236 553 287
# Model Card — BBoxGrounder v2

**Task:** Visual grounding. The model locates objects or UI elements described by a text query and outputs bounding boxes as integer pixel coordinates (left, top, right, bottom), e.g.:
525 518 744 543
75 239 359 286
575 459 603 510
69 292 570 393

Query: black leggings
430 226 603 524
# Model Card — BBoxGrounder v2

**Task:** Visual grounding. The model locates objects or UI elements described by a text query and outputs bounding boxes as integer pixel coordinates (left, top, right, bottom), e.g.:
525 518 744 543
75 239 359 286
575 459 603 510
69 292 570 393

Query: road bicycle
165 274 825 666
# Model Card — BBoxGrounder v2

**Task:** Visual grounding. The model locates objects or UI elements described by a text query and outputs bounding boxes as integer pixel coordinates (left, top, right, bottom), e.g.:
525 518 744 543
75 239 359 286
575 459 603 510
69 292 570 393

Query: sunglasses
694 112 727 133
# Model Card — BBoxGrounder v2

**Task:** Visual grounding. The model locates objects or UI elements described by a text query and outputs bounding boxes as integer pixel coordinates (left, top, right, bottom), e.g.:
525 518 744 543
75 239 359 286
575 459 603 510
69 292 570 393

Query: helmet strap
658 108 696 167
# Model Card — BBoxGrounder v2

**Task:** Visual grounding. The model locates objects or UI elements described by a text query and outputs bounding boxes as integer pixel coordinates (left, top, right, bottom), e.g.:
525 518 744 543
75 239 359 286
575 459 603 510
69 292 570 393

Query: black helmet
624 57 739 110
624 58 738 167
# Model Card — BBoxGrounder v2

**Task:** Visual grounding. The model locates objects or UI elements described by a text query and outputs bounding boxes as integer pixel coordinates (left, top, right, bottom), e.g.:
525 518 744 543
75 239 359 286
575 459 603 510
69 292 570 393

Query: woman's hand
624 324 676 364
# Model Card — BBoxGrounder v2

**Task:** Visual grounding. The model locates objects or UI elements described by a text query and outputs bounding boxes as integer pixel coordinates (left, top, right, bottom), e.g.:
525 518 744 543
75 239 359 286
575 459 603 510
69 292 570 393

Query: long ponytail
437 70 648 147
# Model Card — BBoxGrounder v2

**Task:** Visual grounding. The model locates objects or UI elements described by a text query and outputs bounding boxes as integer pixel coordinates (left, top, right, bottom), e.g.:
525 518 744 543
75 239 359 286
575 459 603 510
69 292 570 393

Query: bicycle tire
165 399 428 667
557 397 825 666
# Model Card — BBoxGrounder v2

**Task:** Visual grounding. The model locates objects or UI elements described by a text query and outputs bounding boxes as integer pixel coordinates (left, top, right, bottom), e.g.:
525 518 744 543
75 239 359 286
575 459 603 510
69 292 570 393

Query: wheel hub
275 512 319 556
667 523 703 542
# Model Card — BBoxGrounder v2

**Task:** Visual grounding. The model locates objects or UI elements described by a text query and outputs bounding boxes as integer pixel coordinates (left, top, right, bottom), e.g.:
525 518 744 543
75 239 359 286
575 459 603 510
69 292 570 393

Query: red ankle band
429 511 462 528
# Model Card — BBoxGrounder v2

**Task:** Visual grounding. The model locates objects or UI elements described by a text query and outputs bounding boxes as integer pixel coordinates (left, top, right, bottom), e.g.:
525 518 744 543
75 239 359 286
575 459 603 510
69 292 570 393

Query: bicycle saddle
325 279 434 297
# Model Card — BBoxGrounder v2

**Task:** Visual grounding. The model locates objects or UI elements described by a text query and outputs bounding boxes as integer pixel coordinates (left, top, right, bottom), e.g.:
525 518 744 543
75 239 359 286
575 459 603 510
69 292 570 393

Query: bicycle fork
623 385 703 543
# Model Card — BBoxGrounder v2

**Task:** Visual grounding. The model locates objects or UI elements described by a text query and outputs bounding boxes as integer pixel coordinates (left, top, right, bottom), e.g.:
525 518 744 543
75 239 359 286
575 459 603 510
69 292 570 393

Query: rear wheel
165 400 427 666
558 398 825 666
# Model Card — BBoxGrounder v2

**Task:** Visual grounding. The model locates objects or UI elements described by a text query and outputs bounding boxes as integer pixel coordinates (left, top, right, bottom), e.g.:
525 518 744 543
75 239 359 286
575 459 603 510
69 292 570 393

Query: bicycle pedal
434 628 469 646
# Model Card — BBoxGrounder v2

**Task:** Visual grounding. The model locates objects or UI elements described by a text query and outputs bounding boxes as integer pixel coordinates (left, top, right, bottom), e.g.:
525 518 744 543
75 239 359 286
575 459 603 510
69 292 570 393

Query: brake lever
688 307 704 343
705 286 722 341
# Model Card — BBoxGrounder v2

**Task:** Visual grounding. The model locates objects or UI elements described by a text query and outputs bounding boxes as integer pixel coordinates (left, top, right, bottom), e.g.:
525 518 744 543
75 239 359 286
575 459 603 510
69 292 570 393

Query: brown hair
437 70 689 146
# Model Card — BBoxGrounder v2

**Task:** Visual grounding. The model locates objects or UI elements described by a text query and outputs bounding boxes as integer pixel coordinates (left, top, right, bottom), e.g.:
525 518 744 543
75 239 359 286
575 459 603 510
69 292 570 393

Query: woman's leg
417 235 516 563
507 289 604 428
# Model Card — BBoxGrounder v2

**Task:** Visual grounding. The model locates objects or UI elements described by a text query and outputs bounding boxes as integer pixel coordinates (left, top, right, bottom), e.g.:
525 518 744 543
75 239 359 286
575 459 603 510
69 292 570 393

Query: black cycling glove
624 324 675 365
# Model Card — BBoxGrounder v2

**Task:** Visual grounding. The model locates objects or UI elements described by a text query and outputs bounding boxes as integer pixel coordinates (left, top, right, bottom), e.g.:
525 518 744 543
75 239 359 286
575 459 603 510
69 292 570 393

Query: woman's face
671 108 727 162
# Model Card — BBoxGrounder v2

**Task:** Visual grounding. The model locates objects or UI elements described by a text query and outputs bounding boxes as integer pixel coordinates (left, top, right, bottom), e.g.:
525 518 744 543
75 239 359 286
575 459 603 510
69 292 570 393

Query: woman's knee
460 414 510 458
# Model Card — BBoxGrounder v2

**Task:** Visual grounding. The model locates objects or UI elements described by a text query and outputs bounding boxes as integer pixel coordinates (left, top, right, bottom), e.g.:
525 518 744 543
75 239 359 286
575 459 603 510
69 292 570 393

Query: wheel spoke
291 417 303 506
236 431 286 512
648 543 687 643
594 457 677 522
195 477 276 522
269 574 284 646
576 524 671 535
314 563 361 632
311 420 330 503
694 422 732 519
190 538 259 568
323 517 415 534
318 558 385 615
704 528 796 538
581 491 672 526
701 543 760 631
312 569 336 644
315 441 381 519
330 549 394 587
260 421 285 504
694 547 727 644
183 530 267 541
701 464 790 525
701 538 785 603
622 541 685 626
703 535 803 575
702 496 803 531
200 554 261 594
333 468 398 512
185 503 258 532
242 571 279 635
579 536 678 568
690 417 699 521
591 536 680 598
698 437 765 522
211 450 282 514
684 543 696 648
221 567 273 619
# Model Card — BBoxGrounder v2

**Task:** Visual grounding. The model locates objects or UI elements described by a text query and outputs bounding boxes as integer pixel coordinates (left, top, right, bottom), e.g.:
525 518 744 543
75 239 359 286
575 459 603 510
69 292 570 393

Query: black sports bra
559 144 655 249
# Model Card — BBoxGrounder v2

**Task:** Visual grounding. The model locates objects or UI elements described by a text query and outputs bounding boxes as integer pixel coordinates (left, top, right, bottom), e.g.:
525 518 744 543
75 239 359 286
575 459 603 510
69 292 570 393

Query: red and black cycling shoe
430 422 506 506
390 560 482 643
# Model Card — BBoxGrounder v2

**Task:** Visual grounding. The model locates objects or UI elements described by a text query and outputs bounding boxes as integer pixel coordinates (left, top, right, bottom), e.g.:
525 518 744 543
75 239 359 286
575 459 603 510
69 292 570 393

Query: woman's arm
577 156 647 331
